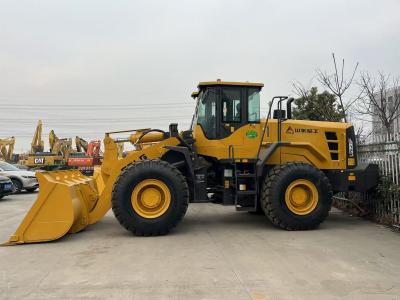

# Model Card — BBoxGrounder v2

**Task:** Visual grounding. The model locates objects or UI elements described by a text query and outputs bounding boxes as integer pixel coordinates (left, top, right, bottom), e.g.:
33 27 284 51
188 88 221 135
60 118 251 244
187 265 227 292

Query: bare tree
316 53 359 122
356 72 400 139
354 123 372 145
292 81 309 99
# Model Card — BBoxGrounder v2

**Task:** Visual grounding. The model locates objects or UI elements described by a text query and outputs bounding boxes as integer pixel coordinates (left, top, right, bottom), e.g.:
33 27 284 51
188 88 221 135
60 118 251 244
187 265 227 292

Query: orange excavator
67 137 102 175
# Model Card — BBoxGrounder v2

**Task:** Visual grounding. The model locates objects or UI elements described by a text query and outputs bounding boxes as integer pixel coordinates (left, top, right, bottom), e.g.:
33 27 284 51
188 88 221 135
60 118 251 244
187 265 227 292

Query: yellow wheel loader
4 80 379 245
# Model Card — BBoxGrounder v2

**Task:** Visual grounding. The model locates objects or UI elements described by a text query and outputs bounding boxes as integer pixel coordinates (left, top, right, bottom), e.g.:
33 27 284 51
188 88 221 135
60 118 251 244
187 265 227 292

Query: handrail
256 96 288 161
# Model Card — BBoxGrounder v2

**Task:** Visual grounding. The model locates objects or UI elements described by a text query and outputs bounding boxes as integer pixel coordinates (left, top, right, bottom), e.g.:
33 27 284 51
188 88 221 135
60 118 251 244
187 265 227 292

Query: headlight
348 138 354 157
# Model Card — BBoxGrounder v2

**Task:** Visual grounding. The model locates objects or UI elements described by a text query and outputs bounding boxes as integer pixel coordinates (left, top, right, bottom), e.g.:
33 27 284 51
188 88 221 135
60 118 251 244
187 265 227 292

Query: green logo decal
246 130 258 139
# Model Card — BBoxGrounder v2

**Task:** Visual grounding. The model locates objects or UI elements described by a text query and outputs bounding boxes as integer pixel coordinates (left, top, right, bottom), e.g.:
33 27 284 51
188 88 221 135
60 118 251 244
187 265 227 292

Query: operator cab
190 80 264 140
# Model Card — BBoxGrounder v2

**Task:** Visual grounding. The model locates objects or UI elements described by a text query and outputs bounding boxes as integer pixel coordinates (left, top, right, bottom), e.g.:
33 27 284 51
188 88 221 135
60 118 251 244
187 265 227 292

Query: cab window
221 89 241 123
248 88 260 122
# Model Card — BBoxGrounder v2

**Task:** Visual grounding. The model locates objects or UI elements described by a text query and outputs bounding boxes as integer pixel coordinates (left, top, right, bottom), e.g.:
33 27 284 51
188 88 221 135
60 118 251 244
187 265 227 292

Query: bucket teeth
3 170 99 246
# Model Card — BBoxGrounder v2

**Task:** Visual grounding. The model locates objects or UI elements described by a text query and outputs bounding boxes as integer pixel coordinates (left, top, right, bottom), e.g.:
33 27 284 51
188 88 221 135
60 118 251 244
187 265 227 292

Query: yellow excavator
75 136 89 153
19 121 66 169
4 80 378 245
31 119 44 153
49 130 73 158
0 137 15 162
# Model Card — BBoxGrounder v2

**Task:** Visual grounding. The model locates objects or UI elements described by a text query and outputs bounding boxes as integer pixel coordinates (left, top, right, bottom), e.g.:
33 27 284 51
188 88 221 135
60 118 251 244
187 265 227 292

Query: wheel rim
285 179 318 215
131 179 171 218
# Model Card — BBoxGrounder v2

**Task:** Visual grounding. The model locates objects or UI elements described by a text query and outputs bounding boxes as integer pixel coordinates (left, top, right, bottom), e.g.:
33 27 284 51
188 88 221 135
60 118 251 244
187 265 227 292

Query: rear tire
261 162 332 230
11 179 22 193
112 160 189 236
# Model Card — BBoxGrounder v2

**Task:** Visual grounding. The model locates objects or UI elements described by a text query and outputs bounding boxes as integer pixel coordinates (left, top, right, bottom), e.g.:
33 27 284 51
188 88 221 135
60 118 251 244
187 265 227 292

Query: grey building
372 87 400 137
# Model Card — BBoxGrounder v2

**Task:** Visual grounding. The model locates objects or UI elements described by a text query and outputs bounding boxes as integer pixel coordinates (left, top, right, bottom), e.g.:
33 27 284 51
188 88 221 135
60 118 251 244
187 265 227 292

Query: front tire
261 162 332 230
112 160 189 236
26 188 37 193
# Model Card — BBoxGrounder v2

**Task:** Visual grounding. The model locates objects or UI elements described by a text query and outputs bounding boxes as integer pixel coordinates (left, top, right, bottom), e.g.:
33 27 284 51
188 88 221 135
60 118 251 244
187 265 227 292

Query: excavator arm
31 120 44 153
75 136 88 153
0 137 16 162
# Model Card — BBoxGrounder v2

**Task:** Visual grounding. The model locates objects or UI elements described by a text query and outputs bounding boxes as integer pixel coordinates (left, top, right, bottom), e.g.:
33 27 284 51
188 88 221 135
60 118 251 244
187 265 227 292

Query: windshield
0 162 20 171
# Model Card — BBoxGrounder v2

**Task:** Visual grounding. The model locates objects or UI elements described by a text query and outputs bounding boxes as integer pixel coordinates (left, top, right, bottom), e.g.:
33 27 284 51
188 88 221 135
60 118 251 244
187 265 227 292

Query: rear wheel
11 179 22 193
261 162 332 230
112 160 189 236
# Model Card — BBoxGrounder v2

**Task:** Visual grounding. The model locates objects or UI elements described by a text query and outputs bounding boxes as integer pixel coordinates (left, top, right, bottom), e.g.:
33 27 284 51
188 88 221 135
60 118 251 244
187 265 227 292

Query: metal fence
334 132 400 228
360 132 400 185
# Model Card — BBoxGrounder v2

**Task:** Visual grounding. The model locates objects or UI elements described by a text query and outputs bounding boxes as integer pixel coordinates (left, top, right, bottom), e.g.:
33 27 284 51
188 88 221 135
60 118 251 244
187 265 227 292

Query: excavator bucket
3 170 99 246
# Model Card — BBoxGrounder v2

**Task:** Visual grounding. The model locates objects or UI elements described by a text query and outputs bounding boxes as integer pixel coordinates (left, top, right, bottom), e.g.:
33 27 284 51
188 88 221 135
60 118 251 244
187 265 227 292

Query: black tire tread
111 159 189 236
261 162 333 230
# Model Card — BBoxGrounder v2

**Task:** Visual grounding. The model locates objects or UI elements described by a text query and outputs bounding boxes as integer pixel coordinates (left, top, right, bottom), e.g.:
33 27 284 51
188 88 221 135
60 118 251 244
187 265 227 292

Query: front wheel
112 160 189 236
261 162 333 230
26 188 37 193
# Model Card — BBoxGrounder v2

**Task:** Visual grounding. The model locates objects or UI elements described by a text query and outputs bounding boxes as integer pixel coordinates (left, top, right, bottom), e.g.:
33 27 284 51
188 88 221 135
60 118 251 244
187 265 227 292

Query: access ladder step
236 173 256 178
236 190 257 195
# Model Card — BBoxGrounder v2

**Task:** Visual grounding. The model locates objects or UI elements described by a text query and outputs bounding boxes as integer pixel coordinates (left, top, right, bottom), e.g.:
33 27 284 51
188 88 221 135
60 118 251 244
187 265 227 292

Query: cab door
218 87 246 139
193 86 262 160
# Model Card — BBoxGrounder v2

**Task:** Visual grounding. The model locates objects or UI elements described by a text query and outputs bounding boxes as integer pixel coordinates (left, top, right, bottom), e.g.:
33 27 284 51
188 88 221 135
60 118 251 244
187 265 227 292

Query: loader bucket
3 170 99 246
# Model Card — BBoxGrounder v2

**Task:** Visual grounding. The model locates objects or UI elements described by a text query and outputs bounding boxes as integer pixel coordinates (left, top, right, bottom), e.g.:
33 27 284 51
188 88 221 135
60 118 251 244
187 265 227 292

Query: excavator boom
0 137 16 162
75 136 88 153
31 120 44 153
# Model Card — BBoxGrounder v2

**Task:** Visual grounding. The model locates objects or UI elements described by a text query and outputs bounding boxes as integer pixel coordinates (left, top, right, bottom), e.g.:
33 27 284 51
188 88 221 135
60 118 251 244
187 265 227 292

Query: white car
0 161 38 193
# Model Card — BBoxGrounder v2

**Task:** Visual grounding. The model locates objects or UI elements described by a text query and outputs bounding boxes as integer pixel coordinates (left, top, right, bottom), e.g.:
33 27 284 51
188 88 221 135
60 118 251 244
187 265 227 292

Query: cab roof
191 79 264 98
198 80 264 88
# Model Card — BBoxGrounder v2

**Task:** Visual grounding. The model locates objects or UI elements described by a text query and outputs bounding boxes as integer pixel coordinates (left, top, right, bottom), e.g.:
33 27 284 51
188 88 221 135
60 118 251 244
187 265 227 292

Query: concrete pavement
0 192 399 300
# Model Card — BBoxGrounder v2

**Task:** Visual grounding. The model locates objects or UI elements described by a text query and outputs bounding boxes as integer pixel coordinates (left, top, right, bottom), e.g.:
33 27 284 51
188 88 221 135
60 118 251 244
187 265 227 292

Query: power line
0 103 195 108
0 116 192 122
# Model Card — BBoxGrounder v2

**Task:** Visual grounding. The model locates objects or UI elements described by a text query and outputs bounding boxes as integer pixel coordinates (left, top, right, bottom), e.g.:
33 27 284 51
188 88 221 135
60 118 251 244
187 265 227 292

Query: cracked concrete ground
0 192 399 300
